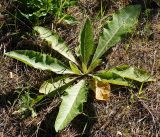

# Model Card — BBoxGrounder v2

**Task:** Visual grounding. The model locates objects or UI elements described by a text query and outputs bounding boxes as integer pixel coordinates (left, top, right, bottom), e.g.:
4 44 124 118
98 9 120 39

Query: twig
151 50 157 75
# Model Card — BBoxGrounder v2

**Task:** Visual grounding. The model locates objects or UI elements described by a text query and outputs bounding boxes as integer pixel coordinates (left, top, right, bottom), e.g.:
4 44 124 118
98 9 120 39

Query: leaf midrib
82 24 87 64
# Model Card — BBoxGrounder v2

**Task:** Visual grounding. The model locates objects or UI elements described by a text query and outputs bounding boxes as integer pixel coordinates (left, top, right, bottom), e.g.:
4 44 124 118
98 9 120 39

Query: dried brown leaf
90 79 111 101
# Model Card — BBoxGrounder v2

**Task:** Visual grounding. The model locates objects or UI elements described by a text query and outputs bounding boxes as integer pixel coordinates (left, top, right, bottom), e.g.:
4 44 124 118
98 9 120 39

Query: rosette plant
5 5 153 131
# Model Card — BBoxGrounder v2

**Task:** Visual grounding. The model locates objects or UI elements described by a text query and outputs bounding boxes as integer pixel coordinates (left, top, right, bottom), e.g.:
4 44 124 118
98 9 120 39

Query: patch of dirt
0 0 160 137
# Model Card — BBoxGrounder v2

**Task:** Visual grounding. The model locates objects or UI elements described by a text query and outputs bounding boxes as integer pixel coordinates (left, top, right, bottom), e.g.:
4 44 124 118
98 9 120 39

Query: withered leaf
90 79 111 101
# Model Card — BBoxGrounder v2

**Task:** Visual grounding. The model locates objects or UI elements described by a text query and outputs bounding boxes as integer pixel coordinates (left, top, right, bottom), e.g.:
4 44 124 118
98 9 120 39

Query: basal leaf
96 65 154 83
69 61 82 75
109 65 154 82
80 18 94 66
31 77 77 107
93 74 132 87
34 26 78 65
39 76 76 96
82 62 88 74
92 5 141 63
5 50 73 74
55 80 88 131
87 59 102 73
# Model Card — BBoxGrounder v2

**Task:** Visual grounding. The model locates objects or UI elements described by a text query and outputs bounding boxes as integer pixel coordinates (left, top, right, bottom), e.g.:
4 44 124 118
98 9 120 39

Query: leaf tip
54 123 60 132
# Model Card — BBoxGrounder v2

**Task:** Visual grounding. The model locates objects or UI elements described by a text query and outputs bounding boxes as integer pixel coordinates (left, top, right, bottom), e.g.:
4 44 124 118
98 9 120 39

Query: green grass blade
55 80 88 131
92 5 141 63
34 26 78 65
5 50 73 74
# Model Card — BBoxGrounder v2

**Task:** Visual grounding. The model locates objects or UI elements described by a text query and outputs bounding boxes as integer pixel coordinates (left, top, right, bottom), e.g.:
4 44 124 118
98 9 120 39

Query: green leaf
31 95 44 105
20 9 47 20
69 61 82 75
62 14 78 25
55 80 88 131
87 59 102 73
92 5 141 63
82 62 88 74
39 76 76 96
31 77 77 107
96 65 154 83
5 50 73 74
80 18 94 66
93 73 133 87
34 26 78 65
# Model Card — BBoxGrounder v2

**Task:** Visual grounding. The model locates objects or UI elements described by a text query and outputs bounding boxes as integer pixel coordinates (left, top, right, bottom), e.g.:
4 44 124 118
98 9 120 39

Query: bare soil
0 0 160 137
